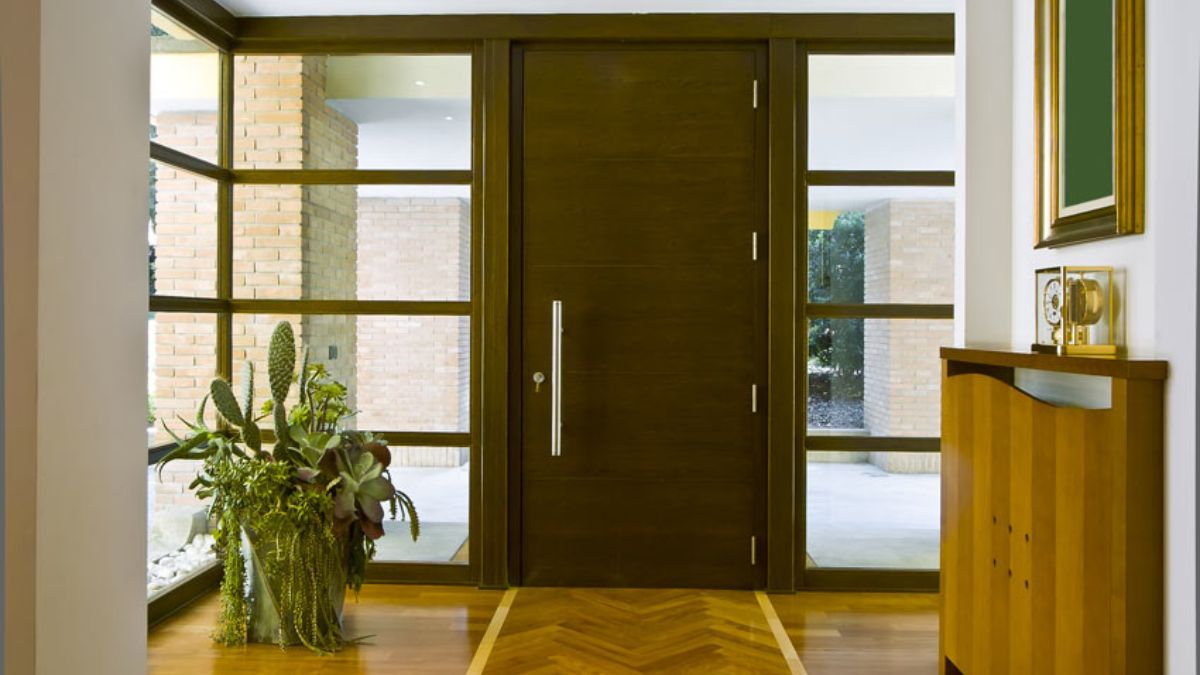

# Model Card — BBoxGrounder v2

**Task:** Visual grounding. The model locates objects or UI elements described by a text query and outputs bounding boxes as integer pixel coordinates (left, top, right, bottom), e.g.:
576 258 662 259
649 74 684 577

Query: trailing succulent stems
158 321 419 653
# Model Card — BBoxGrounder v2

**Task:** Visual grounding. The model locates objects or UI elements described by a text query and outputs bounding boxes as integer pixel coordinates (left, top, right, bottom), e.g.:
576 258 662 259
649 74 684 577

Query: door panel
518 45 764 588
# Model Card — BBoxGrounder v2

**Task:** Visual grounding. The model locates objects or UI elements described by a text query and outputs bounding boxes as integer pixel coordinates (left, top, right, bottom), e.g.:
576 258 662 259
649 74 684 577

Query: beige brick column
862 199 954 473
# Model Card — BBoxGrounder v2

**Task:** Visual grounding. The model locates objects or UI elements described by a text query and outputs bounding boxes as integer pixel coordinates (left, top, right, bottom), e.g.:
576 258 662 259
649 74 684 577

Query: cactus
267 321 297 460
242 419 262 453
272 404 290 460
297 346 311 415
211 379 245 427
268 322 296 404
241 362 255 423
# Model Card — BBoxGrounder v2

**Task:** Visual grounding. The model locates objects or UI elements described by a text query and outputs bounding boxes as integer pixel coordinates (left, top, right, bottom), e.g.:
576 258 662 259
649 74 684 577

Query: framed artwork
1035 0 1144 247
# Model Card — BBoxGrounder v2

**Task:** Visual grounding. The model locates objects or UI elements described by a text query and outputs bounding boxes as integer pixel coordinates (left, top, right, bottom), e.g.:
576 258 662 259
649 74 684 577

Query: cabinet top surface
941 347 1168 381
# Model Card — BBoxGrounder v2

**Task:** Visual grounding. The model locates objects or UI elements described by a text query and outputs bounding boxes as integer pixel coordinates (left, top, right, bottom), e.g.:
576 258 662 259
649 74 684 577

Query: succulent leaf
267 321 296 403
194 394 209 428
357 495 384 523
333 490 356 520
210 379 245 427
359 476 393 501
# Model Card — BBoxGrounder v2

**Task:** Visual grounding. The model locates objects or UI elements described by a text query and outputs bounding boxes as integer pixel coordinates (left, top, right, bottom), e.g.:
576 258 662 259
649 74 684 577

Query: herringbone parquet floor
483 588 792 674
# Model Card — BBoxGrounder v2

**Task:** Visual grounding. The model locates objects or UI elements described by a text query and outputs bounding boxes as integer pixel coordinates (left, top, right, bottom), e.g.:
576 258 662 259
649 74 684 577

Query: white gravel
147 534 217 597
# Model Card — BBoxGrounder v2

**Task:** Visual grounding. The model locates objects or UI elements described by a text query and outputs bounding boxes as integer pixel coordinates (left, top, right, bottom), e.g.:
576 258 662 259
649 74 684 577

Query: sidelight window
802 53 955 576
148 7 477 609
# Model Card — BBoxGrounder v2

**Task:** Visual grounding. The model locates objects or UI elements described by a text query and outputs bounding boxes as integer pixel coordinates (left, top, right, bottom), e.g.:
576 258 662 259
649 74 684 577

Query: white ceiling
217 0 953 18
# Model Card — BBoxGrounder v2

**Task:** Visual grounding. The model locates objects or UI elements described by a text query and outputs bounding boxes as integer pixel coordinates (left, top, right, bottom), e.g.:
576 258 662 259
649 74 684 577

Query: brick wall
228 55 361 413
356 196 472 466
862 200 954 473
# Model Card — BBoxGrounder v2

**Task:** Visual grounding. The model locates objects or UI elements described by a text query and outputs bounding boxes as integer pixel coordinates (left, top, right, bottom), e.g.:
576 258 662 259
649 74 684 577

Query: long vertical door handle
551 300 563 457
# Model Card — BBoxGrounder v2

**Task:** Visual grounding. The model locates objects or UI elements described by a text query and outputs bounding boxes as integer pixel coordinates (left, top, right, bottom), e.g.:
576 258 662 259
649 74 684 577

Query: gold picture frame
1035 0 1144 247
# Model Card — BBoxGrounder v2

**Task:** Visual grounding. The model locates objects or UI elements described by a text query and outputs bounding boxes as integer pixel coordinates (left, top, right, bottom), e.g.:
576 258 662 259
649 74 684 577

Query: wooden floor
148 585 503 674
485 588 788 674
148 585 937 674
771 592 939 675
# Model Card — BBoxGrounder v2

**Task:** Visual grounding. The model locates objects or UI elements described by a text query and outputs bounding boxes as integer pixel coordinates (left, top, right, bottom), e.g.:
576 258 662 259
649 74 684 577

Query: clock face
1043 278 1063 326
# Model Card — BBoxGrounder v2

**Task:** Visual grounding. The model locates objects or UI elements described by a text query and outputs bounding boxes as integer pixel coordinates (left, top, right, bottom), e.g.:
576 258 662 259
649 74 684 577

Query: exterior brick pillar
862 200 954 473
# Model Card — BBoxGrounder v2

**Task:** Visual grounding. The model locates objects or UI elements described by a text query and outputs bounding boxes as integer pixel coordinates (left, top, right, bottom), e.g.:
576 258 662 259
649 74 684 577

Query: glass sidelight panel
233 54 472 170
807 186 954 305
150 161 219 298
148 312 218 446
232 184 471 301
151 8 220 163
806 451 940 570
231 314 470 434
808 54 955 170
374 447 469 564
807 319 951 436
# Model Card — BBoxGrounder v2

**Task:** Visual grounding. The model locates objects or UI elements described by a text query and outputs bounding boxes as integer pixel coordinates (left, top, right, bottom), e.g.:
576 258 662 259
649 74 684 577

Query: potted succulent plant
157 321 418 653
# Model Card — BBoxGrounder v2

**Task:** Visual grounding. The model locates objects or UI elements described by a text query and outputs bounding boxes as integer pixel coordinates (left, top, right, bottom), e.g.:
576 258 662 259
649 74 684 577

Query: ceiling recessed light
414 80 426 87
444 116 454 121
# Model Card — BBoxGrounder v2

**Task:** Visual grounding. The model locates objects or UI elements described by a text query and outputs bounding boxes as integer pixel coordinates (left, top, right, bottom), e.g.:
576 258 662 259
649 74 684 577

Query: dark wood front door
515 44 766 588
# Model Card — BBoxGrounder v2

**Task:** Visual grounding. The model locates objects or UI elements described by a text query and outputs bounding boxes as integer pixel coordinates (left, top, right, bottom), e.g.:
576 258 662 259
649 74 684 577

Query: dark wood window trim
147 4 955 601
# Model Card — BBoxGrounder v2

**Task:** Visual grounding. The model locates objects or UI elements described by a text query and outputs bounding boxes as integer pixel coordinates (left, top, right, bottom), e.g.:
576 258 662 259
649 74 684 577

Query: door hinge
752 231 759 261
751 535 757 565
752 79 759 109
751 384 758 413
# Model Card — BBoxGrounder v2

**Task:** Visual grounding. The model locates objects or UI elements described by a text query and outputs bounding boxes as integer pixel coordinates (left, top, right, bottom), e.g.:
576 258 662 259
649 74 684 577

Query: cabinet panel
940 354 1163 675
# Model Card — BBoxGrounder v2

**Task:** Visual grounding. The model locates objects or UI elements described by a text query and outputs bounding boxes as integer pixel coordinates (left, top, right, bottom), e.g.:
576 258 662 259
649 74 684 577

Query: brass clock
1033 266 1116 357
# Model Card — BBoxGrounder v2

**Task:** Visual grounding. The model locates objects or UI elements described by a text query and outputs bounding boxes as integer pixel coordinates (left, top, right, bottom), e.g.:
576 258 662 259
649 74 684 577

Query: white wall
1005 0 1199 671
35 0 149 672
956 0 1013 347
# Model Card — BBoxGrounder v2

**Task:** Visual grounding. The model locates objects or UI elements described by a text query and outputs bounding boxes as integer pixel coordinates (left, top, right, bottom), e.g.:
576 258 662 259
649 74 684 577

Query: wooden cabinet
939 348 1166 675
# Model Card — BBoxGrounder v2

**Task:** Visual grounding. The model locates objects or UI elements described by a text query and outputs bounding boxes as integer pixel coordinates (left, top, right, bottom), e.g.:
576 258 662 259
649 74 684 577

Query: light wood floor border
466 588 517 674
756 592 808 675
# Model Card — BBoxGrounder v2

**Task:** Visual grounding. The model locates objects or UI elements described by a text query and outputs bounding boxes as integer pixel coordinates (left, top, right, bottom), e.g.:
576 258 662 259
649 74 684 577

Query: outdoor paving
806 461 940 569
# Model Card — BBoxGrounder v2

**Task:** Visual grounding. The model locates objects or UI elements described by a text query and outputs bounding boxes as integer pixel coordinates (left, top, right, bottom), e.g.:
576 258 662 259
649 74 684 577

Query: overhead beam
234 14 954 51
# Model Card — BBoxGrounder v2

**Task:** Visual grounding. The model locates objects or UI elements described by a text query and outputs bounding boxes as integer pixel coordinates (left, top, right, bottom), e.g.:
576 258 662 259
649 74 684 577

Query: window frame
148 3 484 622
797 44 955 592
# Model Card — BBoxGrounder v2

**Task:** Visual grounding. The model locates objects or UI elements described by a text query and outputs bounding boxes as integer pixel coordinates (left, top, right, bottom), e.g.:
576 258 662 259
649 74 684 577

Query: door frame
505 40 771 588
153 0 955 597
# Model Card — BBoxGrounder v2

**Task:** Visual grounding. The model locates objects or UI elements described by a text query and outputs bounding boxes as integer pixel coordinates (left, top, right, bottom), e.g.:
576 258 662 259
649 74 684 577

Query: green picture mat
1061 0 1114 209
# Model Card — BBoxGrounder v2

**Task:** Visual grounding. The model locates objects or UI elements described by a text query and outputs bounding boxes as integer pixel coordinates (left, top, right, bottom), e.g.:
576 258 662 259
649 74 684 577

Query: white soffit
216 0 953 18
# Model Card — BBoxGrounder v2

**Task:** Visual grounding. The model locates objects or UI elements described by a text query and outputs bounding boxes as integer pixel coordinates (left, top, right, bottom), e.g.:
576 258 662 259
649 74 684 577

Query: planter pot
241 528 347 646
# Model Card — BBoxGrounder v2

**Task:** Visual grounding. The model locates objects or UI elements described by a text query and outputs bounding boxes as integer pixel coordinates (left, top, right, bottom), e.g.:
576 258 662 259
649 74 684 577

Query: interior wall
1 0 41 671
955 0 1013 348
1006 0 1200 670
35 0 148 672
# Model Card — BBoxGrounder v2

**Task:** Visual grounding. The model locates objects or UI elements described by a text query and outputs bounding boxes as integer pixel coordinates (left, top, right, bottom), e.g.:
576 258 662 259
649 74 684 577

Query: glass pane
233 54 472 170
150 160 218 298
149 312 219 446
231 314 470 433
232 184 471 301
806 451 940 570
148 459 217 597
808 55 954 170
807 319 951 436
807 186 954 304
374 447 469 564
150 9 220 163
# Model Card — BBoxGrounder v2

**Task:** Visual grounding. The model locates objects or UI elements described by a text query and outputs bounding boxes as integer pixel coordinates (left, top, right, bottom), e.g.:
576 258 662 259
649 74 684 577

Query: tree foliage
808 211 865 401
